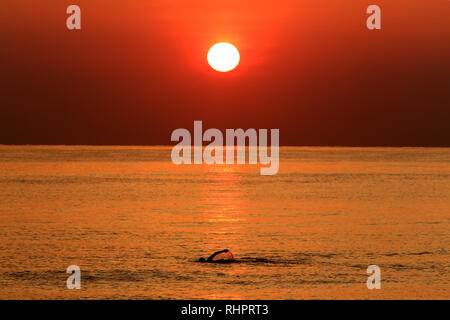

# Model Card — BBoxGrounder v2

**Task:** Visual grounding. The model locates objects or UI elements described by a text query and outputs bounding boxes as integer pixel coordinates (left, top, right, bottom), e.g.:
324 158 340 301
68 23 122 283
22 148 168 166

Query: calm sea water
0 146 448 299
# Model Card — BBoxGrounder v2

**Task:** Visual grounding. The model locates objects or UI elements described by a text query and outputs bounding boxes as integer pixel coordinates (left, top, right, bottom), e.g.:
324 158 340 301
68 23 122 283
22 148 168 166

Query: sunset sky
1 0 449 146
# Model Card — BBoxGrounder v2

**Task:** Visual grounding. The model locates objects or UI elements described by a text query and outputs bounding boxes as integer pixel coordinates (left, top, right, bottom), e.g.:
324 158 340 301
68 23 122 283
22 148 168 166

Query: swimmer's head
198 257 206 262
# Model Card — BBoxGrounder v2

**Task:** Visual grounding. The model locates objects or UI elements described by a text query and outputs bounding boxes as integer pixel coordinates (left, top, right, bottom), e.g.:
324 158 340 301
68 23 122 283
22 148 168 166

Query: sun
207 42 240 72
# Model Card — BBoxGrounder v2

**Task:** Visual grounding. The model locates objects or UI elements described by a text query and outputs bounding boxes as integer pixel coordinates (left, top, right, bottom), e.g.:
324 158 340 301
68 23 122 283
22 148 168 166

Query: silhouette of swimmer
198 249 235 263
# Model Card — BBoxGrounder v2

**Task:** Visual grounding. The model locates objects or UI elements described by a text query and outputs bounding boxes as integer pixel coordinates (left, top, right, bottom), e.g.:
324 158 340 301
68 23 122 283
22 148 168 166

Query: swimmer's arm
206 249 229 262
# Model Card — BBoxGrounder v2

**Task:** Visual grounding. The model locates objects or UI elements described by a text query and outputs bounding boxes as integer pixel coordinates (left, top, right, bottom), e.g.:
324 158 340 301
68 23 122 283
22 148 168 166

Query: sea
0 146 448 299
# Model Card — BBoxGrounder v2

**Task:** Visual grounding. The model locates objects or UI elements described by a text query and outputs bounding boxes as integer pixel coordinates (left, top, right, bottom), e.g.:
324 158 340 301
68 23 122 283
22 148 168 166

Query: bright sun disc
207 42 240 72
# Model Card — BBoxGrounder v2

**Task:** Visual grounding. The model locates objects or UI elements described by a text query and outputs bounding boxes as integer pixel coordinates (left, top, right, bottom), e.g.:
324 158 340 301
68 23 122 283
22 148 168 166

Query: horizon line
1 144 449 149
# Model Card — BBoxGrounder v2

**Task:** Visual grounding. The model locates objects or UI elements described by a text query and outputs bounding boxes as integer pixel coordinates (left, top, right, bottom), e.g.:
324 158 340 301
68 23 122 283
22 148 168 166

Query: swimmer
198 249 235 263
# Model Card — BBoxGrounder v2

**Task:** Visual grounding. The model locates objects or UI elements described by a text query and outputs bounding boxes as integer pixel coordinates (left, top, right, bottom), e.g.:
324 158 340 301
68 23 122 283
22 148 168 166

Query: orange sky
1 0 449 145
